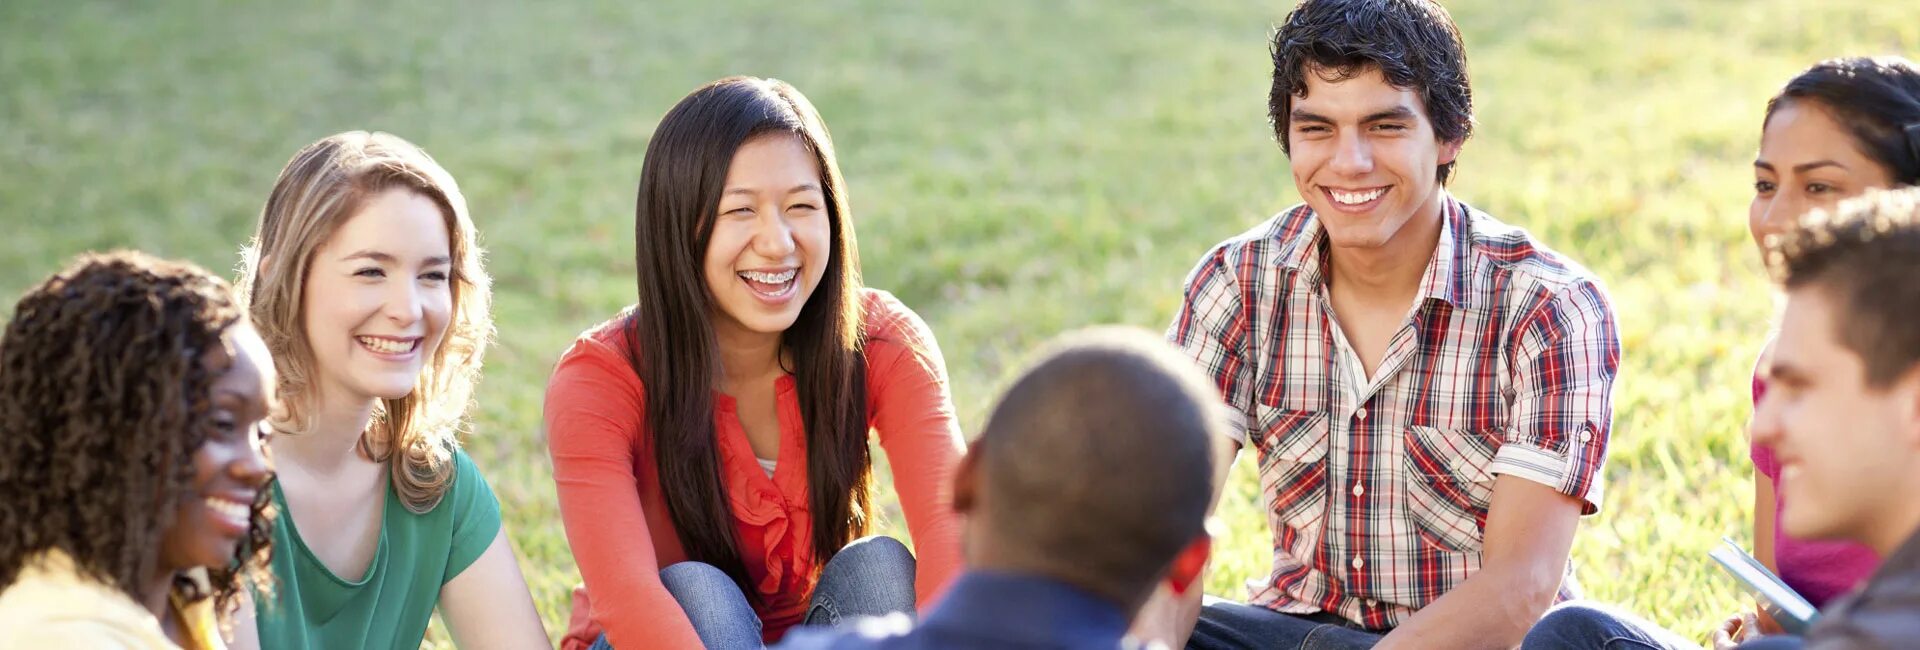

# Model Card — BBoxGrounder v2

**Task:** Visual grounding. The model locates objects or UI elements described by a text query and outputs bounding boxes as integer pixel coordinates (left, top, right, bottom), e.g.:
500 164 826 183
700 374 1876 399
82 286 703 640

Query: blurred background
3 0 1917 645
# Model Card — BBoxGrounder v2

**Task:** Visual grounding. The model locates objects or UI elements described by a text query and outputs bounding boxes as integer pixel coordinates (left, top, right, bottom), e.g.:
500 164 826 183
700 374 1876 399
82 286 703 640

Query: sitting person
545 76 964 650
1157 0 1626 647
228 131 548 649
0 251 276 649
1736 187 1920 648
775 326 1219 649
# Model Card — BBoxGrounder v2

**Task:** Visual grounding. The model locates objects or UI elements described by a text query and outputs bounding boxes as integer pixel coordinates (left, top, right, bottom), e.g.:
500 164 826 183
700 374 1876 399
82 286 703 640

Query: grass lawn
4 0 1916 646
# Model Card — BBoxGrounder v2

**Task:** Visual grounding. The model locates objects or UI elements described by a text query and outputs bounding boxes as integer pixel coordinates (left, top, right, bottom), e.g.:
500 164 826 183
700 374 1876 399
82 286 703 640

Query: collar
919 571 1130 645
1275 191 1473 310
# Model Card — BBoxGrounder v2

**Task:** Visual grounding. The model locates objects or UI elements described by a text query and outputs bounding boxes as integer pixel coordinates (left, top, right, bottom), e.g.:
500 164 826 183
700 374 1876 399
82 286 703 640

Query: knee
659 561 746 605
827 535 916 579
1522 603 1620 647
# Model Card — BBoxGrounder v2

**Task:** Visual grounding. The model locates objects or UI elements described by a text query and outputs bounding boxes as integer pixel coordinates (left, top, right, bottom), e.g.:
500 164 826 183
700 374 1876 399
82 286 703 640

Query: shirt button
1365 599 1378 607
1355 407 1369 420
1352 483 1365 497
1351 556 1365 570
1579 429 1593 444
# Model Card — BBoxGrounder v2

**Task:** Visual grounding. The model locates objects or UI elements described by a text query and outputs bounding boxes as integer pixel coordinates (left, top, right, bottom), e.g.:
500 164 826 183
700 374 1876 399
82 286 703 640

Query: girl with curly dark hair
0 251 276 650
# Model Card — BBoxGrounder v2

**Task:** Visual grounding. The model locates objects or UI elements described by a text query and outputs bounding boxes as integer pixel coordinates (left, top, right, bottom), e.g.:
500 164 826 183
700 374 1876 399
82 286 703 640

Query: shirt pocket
1253 409 1330 550
1401 425 1500 553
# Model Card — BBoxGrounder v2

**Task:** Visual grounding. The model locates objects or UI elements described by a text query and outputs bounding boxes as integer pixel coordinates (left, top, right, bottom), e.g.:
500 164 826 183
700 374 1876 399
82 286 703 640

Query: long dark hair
1765 56 1920 186
627 76 871 601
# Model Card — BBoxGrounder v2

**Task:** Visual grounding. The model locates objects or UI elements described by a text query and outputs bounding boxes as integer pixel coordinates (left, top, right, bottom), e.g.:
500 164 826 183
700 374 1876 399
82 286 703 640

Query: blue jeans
1186 597 1385 650
1521 602 1697 650
591 536 917 650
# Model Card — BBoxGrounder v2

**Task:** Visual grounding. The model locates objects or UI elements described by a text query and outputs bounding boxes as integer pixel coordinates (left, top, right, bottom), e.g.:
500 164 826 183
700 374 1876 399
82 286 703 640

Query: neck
1868 482 1920 557
715 323 785 387
969 544 1137 613
140 567 175 641
1324 190 1446 301
272 385 376 473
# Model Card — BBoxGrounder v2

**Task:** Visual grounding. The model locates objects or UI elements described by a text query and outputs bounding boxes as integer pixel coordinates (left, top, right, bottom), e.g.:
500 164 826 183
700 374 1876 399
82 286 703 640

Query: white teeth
1332 188 1386 205
205 497 250 522
739 269 797 284
356 336 411 354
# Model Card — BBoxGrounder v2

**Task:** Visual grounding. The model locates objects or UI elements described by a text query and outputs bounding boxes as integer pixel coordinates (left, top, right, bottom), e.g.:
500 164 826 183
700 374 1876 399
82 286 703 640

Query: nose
231 430 272 487
1330 129 1374 177
751 207 798 260
383 276 424 326
1750 386 1783 449
1759 192 1803 242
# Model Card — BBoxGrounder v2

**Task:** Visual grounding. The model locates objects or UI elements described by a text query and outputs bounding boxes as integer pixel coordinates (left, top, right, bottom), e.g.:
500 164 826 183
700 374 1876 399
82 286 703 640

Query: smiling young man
1733 188 1920 649
1162 1 1624 648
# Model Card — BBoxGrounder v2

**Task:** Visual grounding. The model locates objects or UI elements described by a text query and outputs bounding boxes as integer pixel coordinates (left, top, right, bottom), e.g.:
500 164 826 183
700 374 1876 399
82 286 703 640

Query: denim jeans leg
659 561 766 650
1186 597 1382 650
1521 601 1696 650
804 535 918 627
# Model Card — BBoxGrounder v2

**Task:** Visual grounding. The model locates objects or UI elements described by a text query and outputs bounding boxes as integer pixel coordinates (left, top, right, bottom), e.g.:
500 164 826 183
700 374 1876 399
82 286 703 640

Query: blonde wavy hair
235 131 493 514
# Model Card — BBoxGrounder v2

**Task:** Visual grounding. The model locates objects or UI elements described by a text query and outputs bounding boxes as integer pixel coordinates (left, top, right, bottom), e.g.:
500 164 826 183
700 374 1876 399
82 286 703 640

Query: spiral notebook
1710 537 1820 635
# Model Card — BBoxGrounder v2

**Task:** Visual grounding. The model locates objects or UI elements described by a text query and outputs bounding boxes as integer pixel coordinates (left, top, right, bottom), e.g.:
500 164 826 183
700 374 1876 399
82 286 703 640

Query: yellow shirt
0 550 225 650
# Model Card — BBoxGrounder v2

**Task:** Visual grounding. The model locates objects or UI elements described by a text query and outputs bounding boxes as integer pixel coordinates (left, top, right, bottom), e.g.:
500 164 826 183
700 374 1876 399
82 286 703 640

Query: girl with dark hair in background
546 76 965 649
0 251 276 649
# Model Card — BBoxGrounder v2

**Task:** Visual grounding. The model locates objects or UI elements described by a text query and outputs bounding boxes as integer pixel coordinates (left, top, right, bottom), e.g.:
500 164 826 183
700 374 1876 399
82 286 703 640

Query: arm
1379 283 1619 649
1132 246 1258 647
1751 474 1784 635
865 293 967 606
1374 477 1583 649
440 530 550 649
545 338 703 648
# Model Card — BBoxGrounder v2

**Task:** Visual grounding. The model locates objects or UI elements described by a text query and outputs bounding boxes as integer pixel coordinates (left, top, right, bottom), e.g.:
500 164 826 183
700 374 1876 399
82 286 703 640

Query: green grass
4 1 1916 646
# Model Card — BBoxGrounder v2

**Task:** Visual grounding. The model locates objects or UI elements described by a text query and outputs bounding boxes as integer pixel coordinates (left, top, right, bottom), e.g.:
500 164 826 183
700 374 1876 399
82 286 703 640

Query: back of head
1269 0 1474 183
1765 56 1920 187
0 251 239 595
972 327 1222 608
1766 186 1920 388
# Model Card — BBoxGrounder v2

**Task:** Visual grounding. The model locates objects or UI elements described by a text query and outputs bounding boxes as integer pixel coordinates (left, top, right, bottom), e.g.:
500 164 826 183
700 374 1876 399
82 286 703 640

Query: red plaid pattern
1168 195 1620 629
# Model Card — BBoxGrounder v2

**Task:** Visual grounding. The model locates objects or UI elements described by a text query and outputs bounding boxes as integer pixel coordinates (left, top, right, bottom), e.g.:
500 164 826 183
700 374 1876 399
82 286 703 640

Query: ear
1164 532 1212 595
1899 365 1920 449
950 439 983 516
1437 138 1463 167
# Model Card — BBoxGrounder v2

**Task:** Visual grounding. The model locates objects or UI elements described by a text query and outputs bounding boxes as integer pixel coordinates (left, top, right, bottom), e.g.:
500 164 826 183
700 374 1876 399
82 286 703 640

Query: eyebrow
1753 159 1847 174
341 250 452 266
722 183 824 198
1289 105 1418 126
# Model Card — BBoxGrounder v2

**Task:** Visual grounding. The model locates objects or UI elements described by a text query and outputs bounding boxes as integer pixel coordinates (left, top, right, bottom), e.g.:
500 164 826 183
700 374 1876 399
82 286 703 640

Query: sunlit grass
3 1 1915 646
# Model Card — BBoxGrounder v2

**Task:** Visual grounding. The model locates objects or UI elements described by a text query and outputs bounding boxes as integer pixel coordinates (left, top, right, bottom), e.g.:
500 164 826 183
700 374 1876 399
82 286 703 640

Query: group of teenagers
2 1 1920 649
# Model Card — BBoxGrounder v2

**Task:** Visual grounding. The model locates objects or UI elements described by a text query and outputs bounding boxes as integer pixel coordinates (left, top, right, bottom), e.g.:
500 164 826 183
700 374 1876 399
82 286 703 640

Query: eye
789 203 819 212
1754 180 1776 194
354 267 385 278
1296 125 1330 135
1372 123 1408 133
723 207 753 217
1806 182 1835 195
421 270 450 282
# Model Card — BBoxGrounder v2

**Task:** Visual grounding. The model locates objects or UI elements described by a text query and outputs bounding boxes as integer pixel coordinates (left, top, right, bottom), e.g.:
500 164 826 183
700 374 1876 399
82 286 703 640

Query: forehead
214 324 274 398
1760 101 1877 165
724 134 822 185
1774 286 1850 367
324 188 452 254
1293 65 1431 118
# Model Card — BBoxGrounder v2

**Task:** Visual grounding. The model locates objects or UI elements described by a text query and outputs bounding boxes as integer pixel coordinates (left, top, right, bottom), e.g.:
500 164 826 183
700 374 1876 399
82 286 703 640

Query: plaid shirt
1168 194 1620 629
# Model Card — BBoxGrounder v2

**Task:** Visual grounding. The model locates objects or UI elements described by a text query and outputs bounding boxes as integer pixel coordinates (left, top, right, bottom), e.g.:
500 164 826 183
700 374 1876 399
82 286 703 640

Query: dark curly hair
0 250 275 626
1765 56 1920 187
1269 0 1475 184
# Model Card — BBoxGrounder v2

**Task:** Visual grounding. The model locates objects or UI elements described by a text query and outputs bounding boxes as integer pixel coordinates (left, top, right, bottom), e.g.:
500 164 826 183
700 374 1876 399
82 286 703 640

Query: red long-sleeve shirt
546 290 965 648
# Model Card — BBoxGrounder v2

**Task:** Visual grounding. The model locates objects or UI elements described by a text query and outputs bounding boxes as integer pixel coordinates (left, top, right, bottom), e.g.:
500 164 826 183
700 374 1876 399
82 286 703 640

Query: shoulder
555 312 636 369
1194 205 1315 272
546 311 644 402
1456 204 1614 323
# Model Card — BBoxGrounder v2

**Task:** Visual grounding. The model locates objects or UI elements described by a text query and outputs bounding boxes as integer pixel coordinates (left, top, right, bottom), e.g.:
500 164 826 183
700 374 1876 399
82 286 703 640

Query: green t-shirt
256 448 502 650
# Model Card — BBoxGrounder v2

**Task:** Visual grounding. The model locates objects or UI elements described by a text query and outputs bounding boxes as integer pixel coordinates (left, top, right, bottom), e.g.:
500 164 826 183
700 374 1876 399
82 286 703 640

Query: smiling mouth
1328 187 1389 205
738 268 799 299
356 336 420 355
205 495 254 533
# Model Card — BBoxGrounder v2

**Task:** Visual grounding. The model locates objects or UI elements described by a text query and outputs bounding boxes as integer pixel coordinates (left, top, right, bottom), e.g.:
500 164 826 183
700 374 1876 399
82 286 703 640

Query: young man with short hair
1734 188 1920 649
777 327 1220 649
1163 1 1632 647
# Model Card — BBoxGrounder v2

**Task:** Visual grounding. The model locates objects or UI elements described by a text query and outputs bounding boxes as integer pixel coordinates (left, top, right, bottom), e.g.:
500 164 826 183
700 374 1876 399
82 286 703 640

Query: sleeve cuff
1489 437 1604 515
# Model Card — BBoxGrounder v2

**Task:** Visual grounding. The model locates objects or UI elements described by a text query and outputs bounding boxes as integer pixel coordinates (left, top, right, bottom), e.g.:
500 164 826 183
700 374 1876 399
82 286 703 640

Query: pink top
1750 371 1880 607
